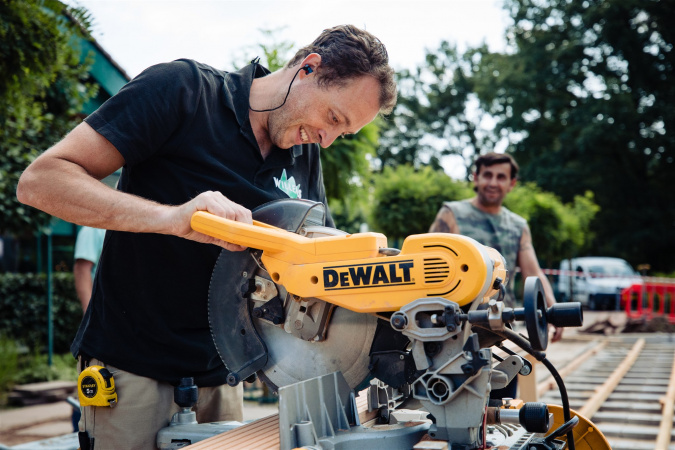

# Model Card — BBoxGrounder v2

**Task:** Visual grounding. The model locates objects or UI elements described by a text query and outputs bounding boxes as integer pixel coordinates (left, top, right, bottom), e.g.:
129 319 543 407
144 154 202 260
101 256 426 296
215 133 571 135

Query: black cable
540 357 576 450
496 283 506 302
473 325 576 450
249 64 305 113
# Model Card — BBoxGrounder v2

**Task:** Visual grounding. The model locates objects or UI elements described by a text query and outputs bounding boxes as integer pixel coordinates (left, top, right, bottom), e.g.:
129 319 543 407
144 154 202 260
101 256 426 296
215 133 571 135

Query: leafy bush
504 184 599 267
0 337 19 403
370 165 473 242
367 167 599 268
329 197 371 234
0 272 82 354
0 340 77 405
0 0 98 236
14 349 78 385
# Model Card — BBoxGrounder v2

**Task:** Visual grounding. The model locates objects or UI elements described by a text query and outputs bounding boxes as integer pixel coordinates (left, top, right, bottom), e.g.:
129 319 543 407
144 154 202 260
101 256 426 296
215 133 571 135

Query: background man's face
473 162 517 207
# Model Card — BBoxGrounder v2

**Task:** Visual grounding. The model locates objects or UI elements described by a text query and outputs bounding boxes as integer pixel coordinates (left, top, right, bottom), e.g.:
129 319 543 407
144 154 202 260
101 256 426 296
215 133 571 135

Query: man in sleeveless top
429 152 562 400
429 152 563 336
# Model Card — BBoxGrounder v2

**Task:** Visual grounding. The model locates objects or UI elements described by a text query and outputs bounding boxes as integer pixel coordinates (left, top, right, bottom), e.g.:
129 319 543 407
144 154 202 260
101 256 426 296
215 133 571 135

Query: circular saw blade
206 200 378 392
255 304 378 392
254 226 377 391
208 248 268 383
253 223 378 391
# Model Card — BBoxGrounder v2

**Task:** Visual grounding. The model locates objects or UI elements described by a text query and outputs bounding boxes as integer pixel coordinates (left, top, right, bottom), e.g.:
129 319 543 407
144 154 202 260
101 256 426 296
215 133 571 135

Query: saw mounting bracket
252 295 285 325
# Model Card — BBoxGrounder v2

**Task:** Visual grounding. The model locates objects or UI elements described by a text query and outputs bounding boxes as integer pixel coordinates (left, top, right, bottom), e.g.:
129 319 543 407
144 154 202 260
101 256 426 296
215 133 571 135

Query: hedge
0 272 82 353
370 165 473 241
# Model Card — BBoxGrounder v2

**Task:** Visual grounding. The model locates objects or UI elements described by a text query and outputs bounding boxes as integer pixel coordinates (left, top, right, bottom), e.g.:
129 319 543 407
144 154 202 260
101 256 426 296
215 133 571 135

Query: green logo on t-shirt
274 169 302 199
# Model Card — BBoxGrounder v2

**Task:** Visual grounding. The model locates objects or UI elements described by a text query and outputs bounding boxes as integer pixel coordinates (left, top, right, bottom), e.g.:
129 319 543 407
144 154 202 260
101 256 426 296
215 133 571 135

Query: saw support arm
191 211 508 312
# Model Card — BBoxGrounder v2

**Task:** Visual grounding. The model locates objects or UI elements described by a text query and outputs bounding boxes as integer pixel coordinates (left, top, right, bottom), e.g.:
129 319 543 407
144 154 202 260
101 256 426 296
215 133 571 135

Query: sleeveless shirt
444 199 527 307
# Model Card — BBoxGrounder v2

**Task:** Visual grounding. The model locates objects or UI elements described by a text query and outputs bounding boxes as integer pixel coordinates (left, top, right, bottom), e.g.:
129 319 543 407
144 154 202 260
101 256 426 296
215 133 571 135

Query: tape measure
77 365 117 407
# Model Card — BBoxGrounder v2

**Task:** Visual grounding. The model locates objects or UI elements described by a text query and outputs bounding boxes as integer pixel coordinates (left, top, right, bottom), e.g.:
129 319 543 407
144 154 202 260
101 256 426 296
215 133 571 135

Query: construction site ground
0 310 671 448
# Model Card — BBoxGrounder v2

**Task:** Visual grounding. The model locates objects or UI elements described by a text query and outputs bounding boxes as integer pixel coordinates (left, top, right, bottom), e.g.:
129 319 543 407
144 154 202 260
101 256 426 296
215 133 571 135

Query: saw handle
190 211 311 254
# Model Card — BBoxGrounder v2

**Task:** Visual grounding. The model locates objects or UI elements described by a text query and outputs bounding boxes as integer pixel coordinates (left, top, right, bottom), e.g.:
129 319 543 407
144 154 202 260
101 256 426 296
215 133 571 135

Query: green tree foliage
504 184 600 267
0 337 19 401
323 121 380 201
0 0 97 236
328 197 370 234
231 27 295 72
370 165 473 242
471 0 675 271
378 41 498 175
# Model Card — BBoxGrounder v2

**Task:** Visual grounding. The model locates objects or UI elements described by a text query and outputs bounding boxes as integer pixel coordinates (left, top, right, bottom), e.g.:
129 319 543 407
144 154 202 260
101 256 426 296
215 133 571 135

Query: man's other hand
551 326 564 343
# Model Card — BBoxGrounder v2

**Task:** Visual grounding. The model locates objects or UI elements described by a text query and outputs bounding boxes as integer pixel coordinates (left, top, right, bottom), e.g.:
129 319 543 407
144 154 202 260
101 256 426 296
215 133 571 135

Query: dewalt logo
323 260 414 290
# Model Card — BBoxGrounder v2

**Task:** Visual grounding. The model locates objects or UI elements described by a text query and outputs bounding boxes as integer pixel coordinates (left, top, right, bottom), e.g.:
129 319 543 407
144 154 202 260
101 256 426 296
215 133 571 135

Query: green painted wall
79 38 129 114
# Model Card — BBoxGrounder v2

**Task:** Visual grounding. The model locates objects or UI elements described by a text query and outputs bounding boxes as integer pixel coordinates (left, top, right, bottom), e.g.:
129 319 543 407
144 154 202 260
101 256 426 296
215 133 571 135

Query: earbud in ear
302 64 313 74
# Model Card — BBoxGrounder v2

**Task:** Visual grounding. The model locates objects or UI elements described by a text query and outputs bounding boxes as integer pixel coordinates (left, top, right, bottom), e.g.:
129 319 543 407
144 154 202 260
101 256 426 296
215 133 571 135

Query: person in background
71 227 105 431
429 152 562 399
73 226 105 312
70 225 104 431
18 24 396 449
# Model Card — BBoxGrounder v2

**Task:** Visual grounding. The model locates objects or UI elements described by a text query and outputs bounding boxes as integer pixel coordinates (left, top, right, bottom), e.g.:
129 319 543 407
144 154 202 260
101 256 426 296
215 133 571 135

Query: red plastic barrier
622 283 675 324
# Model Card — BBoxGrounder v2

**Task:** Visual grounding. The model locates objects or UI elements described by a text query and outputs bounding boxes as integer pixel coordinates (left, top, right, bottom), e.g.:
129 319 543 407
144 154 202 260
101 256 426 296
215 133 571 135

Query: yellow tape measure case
77 365 117 407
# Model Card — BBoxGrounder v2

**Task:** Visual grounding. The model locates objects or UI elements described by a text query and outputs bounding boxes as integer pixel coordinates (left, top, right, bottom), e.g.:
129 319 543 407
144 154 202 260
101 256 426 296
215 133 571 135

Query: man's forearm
17 122 175 234
18 156 170 233
18 122 254 251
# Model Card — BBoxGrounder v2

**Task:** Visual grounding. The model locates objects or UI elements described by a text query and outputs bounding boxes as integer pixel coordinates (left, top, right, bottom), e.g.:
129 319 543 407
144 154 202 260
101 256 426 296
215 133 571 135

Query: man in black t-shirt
18 25 397 449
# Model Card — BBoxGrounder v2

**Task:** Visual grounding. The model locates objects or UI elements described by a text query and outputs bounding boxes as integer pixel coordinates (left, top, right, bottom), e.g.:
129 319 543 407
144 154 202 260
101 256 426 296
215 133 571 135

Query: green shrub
330 197 371 234
0 272 81 354
504 184 599 267
0 337 19 403
0 342 77 405
14 349 78 384
370 165 473 242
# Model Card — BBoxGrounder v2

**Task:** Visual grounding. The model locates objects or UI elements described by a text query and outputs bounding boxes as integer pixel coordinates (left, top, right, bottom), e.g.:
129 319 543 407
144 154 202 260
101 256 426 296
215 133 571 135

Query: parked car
557 257 643 310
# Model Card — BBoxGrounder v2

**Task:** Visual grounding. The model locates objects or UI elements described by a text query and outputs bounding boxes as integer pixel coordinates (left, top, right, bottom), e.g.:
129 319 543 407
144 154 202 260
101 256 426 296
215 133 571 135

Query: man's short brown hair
287 25 397 114
474 152 520 179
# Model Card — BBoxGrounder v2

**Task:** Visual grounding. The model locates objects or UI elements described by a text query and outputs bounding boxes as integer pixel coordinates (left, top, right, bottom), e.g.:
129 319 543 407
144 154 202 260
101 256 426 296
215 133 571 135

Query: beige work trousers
78 357 243 450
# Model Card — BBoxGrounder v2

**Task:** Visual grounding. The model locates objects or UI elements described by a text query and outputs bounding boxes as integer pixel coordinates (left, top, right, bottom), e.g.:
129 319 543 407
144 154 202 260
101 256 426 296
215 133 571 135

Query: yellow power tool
184 202 602 450
77 365 117 407
191 211 508 312
191 206 508 391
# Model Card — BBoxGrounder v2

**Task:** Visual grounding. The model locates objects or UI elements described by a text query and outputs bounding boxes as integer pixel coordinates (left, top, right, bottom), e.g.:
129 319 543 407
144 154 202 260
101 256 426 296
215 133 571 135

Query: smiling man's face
473 162 517 207
267 74 381 149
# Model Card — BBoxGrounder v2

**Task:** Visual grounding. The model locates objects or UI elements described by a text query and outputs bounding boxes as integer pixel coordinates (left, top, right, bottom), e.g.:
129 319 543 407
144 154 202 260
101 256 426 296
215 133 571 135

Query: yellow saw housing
192 212 507 313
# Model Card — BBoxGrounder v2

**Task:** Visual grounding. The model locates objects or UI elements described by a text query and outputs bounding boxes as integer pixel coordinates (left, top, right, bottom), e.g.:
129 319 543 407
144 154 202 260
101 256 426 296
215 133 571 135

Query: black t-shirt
71 59 332 386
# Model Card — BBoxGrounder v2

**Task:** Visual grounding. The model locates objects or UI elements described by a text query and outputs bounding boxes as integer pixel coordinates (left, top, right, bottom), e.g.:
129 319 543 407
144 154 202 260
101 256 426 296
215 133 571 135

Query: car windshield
588 263 636 277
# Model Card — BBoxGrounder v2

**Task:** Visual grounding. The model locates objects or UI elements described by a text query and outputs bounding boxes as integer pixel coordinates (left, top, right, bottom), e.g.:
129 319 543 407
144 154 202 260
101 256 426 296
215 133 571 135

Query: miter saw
157 198 611 450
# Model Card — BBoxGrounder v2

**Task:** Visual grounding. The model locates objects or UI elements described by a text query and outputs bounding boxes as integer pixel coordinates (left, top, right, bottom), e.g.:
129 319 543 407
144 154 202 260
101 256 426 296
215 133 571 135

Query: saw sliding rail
191 211 507 313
